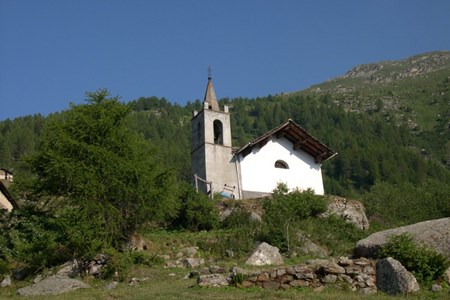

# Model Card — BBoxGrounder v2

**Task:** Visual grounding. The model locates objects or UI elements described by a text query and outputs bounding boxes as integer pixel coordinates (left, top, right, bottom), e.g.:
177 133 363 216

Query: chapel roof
203 76 220 111
235 119 336 163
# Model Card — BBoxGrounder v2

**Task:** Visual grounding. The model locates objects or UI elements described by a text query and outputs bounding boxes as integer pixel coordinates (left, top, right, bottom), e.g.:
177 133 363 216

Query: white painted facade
237 136 325 197
191 77 335 199
0 191 13 212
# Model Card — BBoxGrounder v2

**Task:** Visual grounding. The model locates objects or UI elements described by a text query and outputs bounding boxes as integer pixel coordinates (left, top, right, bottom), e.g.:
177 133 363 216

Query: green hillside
0 52 449 197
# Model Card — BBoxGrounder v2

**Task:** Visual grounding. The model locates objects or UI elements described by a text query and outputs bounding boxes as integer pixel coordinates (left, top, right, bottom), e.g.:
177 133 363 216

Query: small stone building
191 77 336 199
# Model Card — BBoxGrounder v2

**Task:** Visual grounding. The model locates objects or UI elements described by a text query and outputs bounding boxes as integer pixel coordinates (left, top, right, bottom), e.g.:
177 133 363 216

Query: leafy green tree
363 180 450 229
18 89 179 255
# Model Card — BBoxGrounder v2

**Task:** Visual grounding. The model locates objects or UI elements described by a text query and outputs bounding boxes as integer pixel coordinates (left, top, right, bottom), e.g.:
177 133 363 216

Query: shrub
297 216 365 256
0 205 71 274
379 233 450 286
262 186 328 252
100 248 132 282
221 206 254 229
174 184 219 231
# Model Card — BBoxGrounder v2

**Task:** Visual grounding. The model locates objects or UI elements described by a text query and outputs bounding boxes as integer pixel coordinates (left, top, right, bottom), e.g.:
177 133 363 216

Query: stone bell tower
191 75 238 198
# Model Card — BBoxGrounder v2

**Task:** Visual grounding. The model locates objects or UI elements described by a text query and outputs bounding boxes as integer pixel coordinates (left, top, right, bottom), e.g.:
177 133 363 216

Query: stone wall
233 257 377 294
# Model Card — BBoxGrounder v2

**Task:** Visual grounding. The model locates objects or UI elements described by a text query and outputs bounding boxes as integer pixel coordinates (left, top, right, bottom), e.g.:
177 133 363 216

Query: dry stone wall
235 257 377 294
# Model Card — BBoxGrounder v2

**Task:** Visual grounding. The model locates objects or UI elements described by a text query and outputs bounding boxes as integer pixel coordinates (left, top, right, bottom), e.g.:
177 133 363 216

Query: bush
297 216 365 256
379 233 450 286
0 205 71 274
173 184 219 231
221 206 254 229
262 186 328 252
100 248 132 282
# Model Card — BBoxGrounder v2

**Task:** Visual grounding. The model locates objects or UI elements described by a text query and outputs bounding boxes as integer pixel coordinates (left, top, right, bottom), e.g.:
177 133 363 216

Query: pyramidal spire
203 67 220 111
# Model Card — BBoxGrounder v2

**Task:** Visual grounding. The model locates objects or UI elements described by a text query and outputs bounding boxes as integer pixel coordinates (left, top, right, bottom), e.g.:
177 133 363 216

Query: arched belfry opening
213 120 223 145
190 73 239 199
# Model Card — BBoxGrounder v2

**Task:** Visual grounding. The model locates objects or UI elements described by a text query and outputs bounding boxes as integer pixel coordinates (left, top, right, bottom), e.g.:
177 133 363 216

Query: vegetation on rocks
379 233 450 286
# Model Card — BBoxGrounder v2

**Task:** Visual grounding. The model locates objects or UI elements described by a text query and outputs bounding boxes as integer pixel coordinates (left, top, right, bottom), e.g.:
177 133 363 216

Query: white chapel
191 76 336 199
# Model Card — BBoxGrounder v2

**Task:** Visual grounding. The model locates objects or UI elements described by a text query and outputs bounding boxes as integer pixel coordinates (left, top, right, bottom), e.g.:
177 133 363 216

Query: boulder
321 196 369 230
179 246 199 258
376 257 419 295
444 267 450 285
294 232 328 257
197 274 229 287
305 259 345 274
354 218 450 258
56 260 82 278
1 275 11 288
246 242 284 266
125 233 148 251
181 257 205 268
17 276 89 296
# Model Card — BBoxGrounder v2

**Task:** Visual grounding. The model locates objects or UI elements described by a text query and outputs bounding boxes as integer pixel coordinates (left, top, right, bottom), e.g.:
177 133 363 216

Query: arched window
213 120 223 145
275 160 289 169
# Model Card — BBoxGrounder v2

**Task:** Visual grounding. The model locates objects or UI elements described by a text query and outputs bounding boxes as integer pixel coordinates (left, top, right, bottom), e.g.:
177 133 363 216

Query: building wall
191 109 239 197
0 192 13 212
238 137 325 196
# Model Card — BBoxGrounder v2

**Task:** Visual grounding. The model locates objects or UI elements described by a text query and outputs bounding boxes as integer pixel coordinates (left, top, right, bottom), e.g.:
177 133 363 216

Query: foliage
363 180 450 228
296 216 366 256
229 273 248 286
2 79 450 198
99 248 132 282
0 204 71 275
379 234 450 286
214 205 262 258
221 206 254 229
262 185 328 252
173 183 219 231
14 90 179 256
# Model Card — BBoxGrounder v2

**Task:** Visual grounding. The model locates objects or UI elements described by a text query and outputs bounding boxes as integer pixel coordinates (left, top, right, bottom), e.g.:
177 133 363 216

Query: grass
1 228 450 299
1 263 449 299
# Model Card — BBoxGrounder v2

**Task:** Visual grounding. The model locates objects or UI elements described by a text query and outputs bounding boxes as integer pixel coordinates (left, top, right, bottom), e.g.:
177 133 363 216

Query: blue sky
1 0 449 121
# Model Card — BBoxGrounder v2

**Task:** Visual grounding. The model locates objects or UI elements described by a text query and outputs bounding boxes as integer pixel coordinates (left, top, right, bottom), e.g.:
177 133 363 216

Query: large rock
197 274 229 287
1 275 11 287
305 259 345 274
354 218 450 258
321 196 369 230
376 257 419 295
294 232 328 257
17 276 89 296
444 267 450 285
246 242 284 266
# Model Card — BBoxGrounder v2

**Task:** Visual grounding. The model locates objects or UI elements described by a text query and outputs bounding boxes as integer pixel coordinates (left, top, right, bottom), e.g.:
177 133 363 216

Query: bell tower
191 75 238 197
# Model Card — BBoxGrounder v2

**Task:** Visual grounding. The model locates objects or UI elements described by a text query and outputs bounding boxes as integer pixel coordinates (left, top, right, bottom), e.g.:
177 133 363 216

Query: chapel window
213 120 223 145
275 160 289 169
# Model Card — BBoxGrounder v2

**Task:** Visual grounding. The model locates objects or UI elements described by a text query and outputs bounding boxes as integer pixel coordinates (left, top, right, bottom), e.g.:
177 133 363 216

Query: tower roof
204 76 220 111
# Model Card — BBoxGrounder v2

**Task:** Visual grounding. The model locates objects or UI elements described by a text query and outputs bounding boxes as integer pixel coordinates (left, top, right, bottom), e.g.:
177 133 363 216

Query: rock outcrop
354 218 450 258
376 257 419 295
246 242 284 266
321 196 369 230
294 232 328 257
17 276 89 296
197 274 229 287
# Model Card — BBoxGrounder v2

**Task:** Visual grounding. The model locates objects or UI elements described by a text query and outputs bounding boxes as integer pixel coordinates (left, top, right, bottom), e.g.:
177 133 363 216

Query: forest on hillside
1 91 448 198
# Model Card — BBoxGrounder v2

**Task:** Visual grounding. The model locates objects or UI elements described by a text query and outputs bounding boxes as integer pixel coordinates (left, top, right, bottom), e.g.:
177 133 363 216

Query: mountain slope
293 51 450 166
